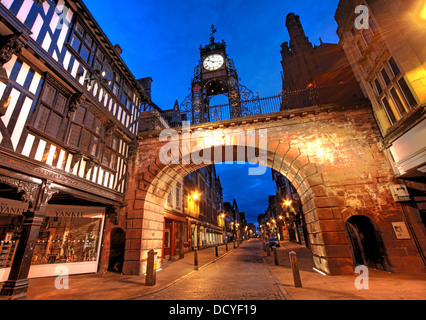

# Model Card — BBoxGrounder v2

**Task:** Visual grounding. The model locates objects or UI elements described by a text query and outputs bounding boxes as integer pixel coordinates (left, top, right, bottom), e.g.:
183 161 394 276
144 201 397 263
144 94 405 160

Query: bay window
371 56 418 126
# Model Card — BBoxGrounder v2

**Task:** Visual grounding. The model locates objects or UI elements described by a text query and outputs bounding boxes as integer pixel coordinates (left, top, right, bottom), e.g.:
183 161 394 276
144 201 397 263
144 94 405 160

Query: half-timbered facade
0 0 148 299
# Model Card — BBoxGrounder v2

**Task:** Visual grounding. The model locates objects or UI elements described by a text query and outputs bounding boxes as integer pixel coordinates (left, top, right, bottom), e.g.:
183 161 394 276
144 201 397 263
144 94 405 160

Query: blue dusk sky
83 0 341 224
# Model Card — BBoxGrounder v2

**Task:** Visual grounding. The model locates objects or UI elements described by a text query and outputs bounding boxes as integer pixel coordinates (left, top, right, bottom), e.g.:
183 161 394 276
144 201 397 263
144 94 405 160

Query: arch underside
122 106 423 276
134 142 350 276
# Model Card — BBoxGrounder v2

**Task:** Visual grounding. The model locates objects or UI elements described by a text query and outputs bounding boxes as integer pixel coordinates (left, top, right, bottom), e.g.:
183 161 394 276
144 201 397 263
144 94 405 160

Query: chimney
137 77 153 101
114 44 122 56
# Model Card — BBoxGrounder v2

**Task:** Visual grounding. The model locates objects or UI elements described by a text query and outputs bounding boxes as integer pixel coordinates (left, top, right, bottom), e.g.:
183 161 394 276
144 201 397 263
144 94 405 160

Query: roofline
69 0 150 103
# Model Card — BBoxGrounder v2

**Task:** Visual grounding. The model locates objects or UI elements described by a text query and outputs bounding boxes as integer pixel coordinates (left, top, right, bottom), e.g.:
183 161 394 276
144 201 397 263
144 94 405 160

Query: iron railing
139 81 364 131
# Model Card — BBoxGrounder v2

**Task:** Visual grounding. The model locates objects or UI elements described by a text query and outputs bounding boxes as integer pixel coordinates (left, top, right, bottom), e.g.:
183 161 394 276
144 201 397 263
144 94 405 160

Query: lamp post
220 213 226 245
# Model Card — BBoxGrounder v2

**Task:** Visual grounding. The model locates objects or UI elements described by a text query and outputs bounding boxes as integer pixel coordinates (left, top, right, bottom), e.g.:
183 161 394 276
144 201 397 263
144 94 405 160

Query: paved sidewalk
23 244 234 300
263 241 426 300
2 239 425 300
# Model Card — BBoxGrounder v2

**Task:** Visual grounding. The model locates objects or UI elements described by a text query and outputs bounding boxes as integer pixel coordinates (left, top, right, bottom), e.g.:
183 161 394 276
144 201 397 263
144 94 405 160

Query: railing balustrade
139 81 365 131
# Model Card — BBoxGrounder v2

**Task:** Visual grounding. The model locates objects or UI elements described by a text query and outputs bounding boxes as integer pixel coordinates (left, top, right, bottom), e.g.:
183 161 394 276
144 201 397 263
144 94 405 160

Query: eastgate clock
203 54 224 71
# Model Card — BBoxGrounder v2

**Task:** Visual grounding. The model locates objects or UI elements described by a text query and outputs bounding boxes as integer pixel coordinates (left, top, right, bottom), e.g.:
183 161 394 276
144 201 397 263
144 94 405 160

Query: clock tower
183 26 244 124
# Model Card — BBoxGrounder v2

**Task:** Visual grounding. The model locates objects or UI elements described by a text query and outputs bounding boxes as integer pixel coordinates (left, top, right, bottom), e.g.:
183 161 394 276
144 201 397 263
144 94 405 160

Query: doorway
108 228 126 274
345 215 390 271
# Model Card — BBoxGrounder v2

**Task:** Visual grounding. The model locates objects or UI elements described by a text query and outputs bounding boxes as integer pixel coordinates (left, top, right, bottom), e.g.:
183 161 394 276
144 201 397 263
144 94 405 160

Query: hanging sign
389 184 411 202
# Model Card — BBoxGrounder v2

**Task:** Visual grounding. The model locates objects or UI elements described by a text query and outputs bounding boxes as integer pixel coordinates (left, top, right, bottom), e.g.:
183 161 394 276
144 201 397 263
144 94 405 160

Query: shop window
0 214 24 269
32 215 102 265
1 205 104 276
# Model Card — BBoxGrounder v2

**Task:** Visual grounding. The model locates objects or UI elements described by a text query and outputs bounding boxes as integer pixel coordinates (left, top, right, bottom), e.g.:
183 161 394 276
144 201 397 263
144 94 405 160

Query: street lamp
284 200 292 207
192 192 199 200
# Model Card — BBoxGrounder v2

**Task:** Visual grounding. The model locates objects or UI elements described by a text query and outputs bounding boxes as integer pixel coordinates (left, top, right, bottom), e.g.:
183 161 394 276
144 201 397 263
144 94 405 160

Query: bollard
145 249 157 286
266 244 271 256
215 245 219 257
194 247 199 271
233 241 236 249
263 242 266 252
289 251 302 287
273 247 279 266
225 242 228 252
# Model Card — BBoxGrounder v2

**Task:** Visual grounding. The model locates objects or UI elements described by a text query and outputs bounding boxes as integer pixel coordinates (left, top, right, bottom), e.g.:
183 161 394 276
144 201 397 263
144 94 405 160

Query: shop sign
53 210 85 218
0 197 29 215
46 205 105 218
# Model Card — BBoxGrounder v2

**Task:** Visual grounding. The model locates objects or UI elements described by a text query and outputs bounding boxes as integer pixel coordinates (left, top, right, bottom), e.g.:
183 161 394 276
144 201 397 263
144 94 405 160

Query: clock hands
203 54 224 71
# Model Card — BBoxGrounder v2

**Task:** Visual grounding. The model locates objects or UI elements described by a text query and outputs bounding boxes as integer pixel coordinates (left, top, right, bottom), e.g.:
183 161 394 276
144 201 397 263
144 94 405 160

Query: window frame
66 106 103 159
31 81 70 142
371 57 419 127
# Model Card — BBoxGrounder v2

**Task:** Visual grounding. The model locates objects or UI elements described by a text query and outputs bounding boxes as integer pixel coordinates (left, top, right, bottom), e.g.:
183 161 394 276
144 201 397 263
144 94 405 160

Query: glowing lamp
421 2 426 20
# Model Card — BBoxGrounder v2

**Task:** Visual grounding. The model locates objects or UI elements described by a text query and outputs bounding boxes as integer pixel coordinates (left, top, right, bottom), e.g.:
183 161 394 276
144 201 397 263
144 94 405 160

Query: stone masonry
117 101 425 276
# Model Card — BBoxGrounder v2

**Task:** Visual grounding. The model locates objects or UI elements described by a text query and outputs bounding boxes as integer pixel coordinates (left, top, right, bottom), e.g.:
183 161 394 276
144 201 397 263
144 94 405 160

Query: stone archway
121 104 425 276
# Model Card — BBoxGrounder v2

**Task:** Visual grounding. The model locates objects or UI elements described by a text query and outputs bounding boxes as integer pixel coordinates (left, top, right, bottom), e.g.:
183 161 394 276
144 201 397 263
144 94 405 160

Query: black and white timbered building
0 0 148 299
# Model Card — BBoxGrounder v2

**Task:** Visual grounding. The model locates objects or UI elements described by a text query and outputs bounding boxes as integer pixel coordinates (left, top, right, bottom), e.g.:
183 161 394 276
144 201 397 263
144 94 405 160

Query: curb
261 252 292 300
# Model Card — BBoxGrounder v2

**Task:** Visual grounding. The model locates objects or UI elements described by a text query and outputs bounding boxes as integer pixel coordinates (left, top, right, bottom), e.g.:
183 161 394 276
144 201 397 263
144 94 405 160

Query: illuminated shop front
0 200 105 282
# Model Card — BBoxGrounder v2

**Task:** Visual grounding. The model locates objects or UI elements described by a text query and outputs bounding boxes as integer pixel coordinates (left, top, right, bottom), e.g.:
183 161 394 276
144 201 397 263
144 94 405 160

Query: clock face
203 54 224 71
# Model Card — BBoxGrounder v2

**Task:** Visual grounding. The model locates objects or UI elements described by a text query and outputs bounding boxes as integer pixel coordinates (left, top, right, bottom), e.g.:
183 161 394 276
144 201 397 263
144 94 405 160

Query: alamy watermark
159 122 268 175
354 5 370 30
354 265 369 290
54 265 69 290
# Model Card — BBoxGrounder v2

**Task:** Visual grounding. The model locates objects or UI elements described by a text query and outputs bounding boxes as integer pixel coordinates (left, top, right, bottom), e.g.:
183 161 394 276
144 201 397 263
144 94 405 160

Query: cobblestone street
134 240 288 300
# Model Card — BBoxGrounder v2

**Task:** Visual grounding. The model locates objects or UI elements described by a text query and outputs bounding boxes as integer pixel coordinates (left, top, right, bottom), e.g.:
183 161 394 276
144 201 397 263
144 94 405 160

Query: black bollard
215 245 219 257
266 244 271 256
194 247 199 271
289 251 302 287
145 250 157 286
273 247 279 266
225 242 228 252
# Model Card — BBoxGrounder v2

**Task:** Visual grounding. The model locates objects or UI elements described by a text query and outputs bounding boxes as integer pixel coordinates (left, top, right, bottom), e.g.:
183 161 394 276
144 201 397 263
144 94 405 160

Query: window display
0 198 26 269
1 202 105 281
31 216 102 265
